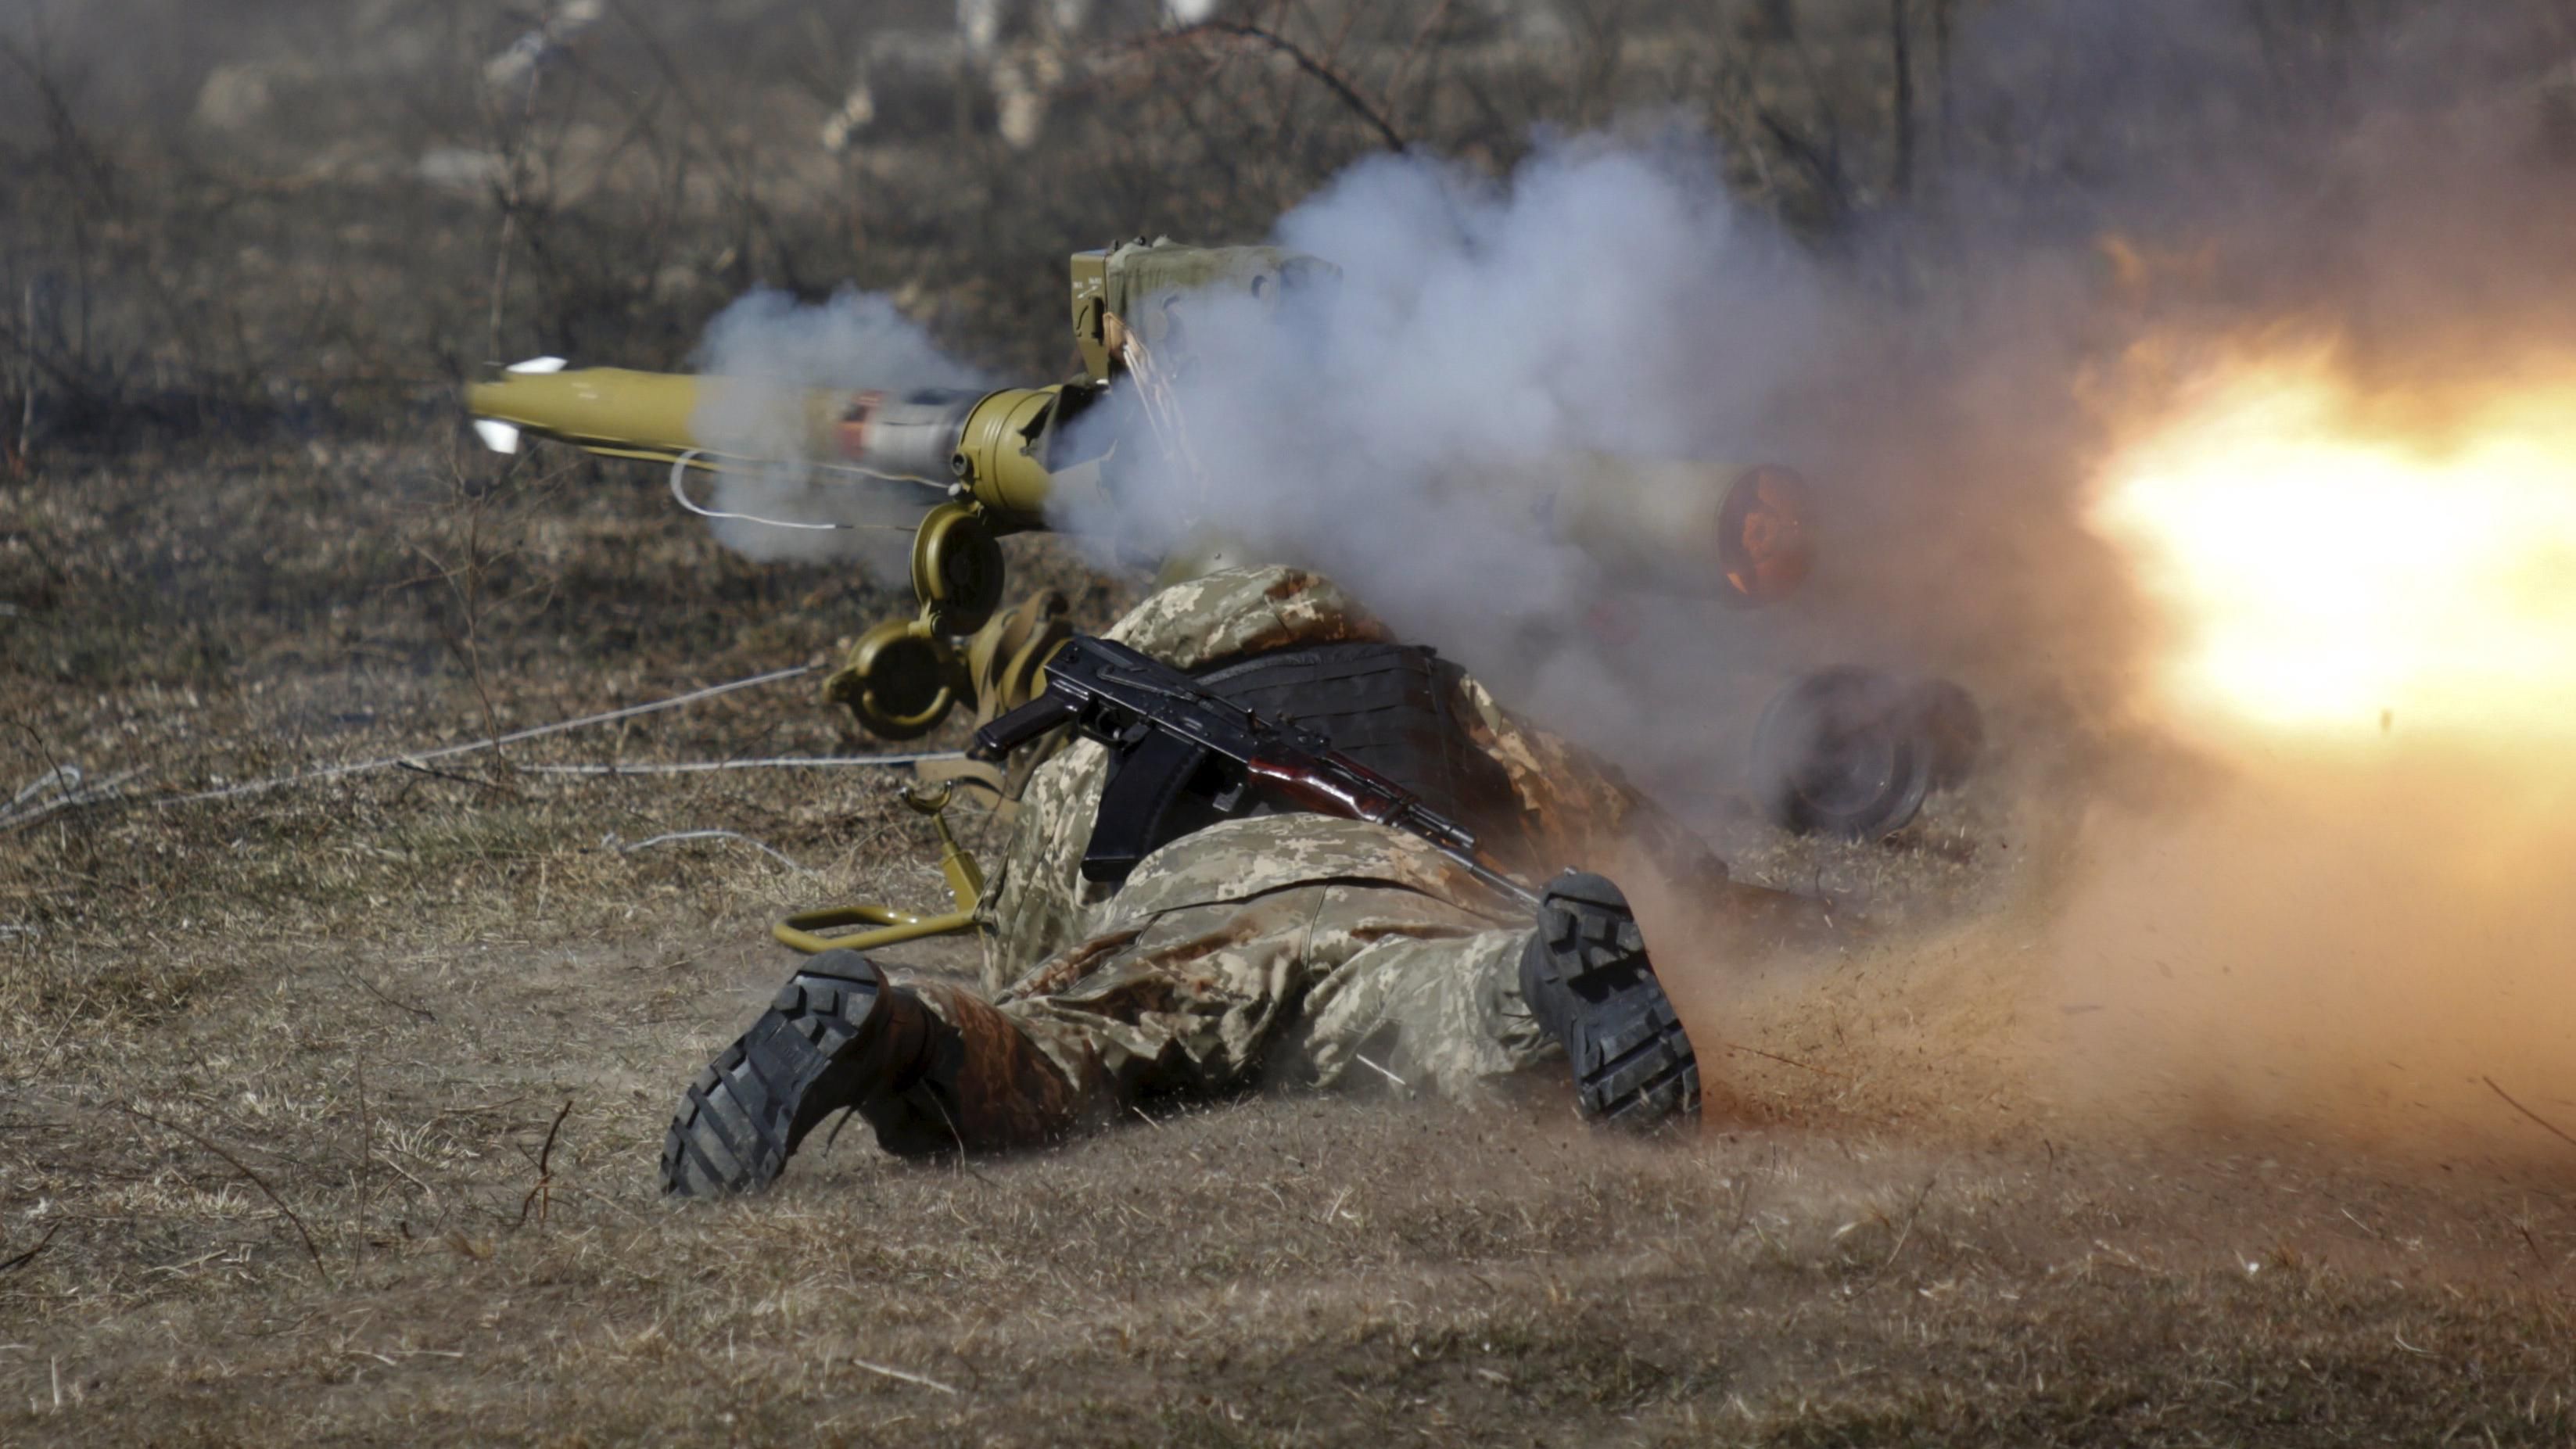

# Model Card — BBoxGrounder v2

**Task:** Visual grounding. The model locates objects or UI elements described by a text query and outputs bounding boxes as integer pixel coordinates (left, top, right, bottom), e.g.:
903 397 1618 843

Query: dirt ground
9 2 2576 1444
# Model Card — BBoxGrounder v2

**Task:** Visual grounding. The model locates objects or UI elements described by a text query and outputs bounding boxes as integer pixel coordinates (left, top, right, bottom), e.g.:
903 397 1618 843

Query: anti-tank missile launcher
466 239 1823 747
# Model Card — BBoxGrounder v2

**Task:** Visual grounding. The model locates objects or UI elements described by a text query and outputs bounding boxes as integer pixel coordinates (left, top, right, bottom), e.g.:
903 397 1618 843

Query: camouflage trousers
959 812 1557 1119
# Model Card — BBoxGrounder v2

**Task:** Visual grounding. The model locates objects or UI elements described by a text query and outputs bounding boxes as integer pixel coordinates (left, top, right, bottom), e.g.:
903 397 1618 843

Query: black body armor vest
1105 640 1522 861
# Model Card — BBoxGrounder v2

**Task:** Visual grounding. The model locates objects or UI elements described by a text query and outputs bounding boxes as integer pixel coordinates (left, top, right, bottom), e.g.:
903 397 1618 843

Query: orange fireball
2093 346 2576 747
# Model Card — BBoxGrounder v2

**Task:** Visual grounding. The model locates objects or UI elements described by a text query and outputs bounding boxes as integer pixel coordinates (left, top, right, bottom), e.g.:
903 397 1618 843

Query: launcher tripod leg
773 783 985 955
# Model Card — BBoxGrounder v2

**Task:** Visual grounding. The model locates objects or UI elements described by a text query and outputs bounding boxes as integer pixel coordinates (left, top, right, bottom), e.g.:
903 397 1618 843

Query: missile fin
472 418 522 454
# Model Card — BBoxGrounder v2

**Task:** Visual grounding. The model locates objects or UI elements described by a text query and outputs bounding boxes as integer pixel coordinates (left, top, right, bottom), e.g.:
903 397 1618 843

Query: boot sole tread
661 954 886 1197
1521 872 1702 1130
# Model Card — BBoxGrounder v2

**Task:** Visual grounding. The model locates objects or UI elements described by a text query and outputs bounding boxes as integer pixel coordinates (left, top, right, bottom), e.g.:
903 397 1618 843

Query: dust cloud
2045 748 2576 1156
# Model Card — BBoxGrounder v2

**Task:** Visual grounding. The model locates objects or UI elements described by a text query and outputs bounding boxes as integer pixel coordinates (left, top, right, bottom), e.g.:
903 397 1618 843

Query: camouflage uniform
659 564 1742 1192
937 566 1719 1128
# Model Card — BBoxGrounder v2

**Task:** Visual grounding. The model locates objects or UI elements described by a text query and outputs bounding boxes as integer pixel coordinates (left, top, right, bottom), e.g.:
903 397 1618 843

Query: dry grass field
7 2 2576 1444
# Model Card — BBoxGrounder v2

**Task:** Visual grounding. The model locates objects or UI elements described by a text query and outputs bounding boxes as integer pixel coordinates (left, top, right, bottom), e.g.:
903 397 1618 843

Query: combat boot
662 950 1082 1196
1519 871 1701 1128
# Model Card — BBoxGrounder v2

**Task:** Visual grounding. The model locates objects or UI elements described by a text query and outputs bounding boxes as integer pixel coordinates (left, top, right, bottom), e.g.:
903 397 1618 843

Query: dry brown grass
7 912 2576 1446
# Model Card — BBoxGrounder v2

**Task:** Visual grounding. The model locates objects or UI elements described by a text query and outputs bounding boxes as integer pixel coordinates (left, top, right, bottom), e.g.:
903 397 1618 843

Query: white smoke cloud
687 285 991 568
1051 128 1901 805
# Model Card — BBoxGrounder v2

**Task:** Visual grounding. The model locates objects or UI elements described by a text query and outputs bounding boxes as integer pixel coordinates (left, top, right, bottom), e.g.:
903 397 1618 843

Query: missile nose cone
459 364 711 465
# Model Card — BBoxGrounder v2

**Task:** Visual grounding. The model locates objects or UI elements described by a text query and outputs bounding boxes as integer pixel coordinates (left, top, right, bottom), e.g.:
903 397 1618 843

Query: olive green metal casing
1070 239 1338 382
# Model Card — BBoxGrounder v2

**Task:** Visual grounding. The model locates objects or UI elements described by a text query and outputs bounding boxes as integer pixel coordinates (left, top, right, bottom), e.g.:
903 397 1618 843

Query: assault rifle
970 634 1539 909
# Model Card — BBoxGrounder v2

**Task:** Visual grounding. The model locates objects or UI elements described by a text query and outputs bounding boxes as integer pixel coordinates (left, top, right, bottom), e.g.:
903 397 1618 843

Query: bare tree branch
1168 20 1409 152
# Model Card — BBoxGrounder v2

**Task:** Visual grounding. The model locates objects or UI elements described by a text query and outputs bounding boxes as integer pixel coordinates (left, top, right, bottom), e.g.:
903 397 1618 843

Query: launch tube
468 368 1820 601
466 365 1072 530
1522 454 1814 606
